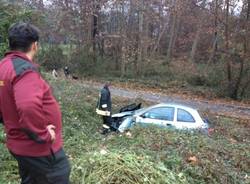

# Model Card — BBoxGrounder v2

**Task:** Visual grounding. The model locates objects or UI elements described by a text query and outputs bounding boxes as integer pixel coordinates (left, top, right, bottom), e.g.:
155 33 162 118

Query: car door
175 108 197 129
136 107 175 128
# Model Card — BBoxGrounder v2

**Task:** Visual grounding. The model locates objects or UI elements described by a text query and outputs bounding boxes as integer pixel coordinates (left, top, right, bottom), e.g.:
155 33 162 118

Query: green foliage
212 57 250 100
187 75 208 86
0 127 19 183
37 43 250 100
186 63 224 88
71 151 187 184
68 47 94 76
0 2 34 57
0 75 249 184
38 44 67 70
67 48 118 78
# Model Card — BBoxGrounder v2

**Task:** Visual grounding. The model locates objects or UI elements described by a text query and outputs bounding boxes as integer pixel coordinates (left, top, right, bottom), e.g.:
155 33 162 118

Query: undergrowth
0 75 249 183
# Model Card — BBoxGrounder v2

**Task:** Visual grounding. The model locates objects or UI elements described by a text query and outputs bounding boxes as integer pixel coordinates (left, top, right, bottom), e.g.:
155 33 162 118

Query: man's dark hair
8 22 40 52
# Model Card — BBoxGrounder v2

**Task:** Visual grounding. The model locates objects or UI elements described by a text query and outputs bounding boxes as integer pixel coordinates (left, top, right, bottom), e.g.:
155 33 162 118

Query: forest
0 0 250 100
0 1 250 184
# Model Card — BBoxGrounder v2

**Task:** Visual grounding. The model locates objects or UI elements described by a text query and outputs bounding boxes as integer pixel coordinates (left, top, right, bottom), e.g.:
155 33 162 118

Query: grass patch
0 75 249 183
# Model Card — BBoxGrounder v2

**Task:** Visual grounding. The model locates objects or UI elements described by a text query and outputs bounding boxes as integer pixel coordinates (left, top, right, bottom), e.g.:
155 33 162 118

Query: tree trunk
120 0 126 77
189 0 207 63
92 1 99 63
166 0 179 63
189 28 201 63
153 20 168 53
153 0 165 54
244 0 250 55
239 0 250 98
225 0 233 97
208 36 218 65
85 1 93 53
120 37 126 77
136 0 144 75
232 56 244 100
214 0 218 53
208 0 219 64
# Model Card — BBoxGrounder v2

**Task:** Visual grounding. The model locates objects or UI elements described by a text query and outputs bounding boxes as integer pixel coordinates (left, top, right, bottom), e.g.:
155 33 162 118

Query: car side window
143 107 174 121
177 109 195 123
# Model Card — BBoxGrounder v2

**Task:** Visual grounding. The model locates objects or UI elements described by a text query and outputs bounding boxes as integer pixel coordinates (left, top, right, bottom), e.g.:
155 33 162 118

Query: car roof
149 103 198 113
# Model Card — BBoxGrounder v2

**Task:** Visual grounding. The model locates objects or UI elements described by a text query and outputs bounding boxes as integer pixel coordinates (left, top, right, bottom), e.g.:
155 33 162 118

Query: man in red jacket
0 22 70 184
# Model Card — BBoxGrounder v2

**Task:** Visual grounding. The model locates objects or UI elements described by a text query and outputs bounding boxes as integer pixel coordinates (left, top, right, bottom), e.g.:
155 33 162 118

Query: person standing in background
64 66 70 78
52 68 58 79
96 83 112 134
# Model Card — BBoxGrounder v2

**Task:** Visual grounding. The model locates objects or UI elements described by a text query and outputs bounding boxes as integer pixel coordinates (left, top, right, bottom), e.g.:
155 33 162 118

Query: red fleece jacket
0 51 63 156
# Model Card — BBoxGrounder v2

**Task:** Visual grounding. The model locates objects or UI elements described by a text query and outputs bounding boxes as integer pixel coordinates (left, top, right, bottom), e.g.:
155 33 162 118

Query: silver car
112 103 209 132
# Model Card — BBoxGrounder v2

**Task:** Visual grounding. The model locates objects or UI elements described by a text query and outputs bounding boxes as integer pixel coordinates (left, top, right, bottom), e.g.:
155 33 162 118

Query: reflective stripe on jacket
96 86 111 116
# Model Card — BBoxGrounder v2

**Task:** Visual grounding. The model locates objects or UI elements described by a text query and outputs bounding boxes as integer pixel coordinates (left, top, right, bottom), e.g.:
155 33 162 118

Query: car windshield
134 108 146 115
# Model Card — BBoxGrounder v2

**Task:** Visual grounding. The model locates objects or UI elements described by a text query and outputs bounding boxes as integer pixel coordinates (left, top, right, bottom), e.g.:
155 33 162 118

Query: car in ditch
112 103 209 133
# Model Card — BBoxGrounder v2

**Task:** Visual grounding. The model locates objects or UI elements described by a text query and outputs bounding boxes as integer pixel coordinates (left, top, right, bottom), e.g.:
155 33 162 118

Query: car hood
112 107 147 118
112 111 134 118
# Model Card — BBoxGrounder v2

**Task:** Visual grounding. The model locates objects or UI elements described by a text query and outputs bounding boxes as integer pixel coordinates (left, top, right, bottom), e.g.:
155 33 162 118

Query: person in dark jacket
0 22 70 184
64 66 70 78
96 83 112 134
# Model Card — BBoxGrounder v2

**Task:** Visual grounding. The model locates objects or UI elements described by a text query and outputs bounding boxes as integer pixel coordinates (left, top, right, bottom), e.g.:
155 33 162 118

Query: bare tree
208 0 219 64
166 0 181 63
189 0 207 63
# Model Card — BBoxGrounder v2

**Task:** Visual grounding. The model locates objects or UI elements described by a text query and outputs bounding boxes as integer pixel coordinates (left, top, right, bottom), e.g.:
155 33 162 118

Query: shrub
71 151 188 184
38 45 67 70
187 75 207 86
